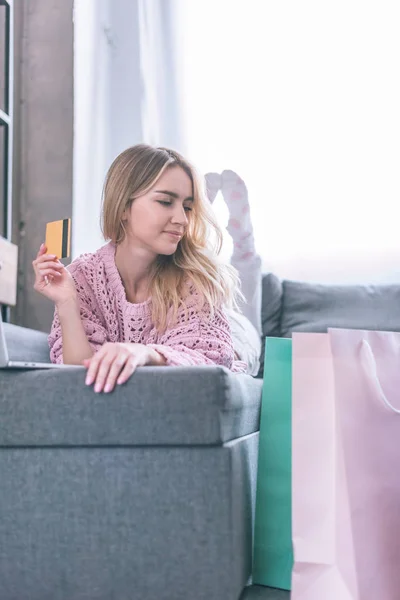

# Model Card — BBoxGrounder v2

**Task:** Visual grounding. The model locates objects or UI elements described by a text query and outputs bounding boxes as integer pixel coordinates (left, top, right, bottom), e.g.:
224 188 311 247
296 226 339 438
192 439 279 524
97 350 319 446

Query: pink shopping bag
292 329 400 600
329 328 400 599
291 333 358 599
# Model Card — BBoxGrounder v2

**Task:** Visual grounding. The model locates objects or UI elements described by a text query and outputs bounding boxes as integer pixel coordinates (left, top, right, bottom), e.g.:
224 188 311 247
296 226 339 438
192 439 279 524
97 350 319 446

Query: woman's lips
164 231 182 239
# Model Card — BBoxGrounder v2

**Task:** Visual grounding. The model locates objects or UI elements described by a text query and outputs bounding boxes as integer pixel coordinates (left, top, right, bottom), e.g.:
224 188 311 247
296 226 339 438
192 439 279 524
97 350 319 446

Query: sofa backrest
259 273 400 375
5 274 400 371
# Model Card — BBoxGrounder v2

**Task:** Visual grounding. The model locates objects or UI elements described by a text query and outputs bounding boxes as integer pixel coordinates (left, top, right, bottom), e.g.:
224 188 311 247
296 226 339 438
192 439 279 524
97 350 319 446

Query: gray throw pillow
280 280 400 338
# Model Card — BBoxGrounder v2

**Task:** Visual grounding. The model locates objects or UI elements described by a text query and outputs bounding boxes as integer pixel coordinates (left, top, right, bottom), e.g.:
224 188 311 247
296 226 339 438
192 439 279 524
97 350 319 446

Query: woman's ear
120 219 127 238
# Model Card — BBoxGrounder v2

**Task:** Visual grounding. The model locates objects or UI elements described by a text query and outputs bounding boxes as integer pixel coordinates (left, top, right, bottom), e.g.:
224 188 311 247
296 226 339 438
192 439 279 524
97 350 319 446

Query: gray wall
12 0 73 332
0 6 5 114
0 5 7 238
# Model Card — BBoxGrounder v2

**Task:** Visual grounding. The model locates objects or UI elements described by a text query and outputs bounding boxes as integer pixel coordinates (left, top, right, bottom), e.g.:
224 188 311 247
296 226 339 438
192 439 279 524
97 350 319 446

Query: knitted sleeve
48 257 108 364
148 285 247 373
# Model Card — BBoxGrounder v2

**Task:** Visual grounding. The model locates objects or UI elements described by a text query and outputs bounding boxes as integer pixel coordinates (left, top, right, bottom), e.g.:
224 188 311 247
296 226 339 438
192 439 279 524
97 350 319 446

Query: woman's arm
48 262 108 365
56 297 94 365
148 291 247 373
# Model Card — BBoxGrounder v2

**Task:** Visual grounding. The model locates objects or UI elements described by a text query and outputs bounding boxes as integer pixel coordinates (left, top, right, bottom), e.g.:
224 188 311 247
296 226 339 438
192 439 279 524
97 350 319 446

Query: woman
33 144 247 393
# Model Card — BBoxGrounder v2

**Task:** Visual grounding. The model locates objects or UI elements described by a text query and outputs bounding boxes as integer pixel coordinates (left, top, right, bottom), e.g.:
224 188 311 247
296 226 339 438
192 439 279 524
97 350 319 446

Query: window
177 1 400 283
0 0 14 320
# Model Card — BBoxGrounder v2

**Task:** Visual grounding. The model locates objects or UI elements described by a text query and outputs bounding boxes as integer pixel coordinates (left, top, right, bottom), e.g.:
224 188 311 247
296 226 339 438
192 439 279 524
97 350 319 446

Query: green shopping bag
253 337 293 590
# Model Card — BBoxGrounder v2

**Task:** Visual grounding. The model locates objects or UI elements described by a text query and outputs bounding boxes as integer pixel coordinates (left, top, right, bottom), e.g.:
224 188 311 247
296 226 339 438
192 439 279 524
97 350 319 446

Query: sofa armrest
0 366 262 447
4 323 50 363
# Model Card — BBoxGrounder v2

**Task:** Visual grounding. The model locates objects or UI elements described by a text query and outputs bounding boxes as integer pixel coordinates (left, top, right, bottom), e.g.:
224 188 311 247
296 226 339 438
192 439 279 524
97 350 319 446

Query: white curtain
176 0 400 284
73 0 184 257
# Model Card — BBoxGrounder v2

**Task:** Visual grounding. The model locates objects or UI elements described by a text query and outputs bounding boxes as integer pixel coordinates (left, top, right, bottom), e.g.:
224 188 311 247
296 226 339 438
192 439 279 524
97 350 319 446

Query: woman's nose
171 205 188 226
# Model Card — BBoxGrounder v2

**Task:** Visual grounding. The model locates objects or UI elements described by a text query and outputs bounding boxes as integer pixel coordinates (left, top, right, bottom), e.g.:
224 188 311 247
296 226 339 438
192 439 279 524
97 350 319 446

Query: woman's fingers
84 346 138 393
34 256 58 267
103 354 130 393
116 358 138 386
37 263 63 277
38 268 62 278
84 345 142 393
34 243 52 269
85 355 101 387
37 243 47 257
37 260 63 270
33 250 64 288
35 246 57 260
32 255 58 277
85 347 118 392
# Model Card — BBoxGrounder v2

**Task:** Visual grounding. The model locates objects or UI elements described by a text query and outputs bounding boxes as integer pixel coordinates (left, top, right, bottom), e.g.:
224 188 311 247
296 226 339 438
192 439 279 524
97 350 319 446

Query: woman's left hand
84 342 164 393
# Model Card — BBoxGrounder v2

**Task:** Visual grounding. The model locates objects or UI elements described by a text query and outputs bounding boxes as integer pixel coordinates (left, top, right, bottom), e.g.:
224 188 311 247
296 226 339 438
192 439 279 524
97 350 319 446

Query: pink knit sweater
48 242 246 372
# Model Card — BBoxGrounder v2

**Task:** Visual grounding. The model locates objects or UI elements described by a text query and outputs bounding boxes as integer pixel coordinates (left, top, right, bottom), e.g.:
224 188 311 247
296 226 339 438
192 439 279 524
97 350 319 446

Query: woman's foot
221 169 255 259
205 172 222 204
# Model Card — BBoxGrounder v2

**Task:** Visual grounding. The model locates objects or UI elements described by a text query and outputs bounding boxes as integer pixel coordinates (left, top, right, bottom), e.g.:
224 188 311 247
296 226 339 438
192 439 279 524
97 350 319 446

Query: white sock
221 169 262 336
205 172 222 204
220 170 256 258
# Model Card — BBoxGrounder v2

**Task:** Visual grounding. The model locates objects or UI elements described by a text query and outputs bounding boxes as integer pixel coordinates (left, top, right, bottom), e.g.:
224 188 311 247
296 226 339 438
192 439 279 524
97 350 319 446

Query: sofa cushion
4 323 50 363
0 366 262 446
257 273 283 376
280 280 400 337
261 273 283 338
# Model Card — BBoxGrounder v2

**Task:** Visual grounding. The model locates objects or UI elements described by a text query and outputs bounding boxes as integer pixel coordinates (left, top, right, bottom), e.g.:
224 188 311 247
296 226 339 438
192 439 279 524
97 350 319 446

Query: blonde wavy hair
101 144 242 330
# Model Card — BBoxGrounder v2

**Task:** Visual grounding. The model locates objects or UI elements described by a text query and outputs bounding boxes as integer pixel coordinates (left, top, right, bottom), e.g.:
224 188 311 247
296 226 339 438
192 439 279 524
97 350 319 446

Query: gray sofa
1 273 400 600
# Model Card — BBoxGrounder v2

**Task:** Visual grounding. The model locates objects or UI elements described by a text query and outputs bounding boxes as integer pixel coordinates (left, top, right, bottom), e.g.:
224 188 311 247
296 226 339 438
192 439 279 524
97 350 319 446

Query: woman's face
123 166 194 256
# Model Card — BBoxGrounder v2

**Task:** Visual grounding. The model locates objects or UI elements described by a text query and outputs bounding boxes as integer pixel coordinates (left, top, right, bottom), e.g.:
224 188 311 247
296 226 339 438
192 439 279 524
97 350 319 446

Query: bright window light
176 0 400 282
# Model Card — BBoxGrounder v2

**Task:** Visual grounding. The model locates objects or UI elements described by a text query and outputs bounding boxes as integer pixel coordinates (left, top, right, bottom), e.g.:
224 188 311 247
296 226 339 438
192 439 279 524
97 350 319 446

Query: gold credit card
45 218 71 258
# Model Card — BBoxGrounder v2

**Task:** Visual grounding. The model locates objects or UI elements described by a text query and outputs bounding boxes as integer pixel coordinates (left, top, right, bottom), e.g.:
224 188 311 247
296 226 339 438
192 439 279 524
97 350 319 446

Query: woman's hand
83 342 165 393
33 243 77 306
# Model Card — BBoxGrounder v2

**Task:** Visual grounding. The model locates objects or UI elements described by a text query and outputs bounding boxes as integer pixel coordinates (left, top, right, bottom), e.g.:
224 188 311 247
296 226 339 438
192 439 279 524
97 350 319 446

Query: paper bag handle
360 340 400 414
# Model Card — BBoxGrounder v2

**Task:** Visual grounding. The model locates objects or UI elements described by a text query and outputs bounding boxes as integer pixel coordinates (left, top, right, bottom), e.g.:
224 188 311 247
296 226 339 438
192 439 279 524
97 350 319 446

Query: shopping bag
291 332 358 599
253 337 293 590
292 329 400 600
330 328 400 599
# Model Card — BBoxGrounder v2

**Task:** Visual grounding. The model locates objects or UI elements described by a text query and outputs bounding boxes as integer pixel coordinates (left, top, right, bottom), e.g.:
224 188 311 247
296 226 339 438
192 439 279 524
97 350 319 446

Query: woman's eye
158 200 172 206
184 206 192 212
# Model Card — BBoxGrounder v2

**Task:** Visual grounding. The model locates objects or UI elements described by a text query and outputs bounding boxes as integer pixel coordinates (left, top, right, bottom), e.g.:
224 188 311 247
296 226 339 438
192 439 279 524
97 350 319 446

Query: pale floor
240 585 290 600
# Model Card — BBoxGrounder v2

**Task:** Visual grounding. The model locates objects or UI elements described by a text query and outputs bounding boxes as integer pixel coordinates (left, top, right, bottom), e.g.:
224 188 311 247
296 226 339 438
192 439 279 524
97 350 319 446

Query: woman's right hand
33 243 77 306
